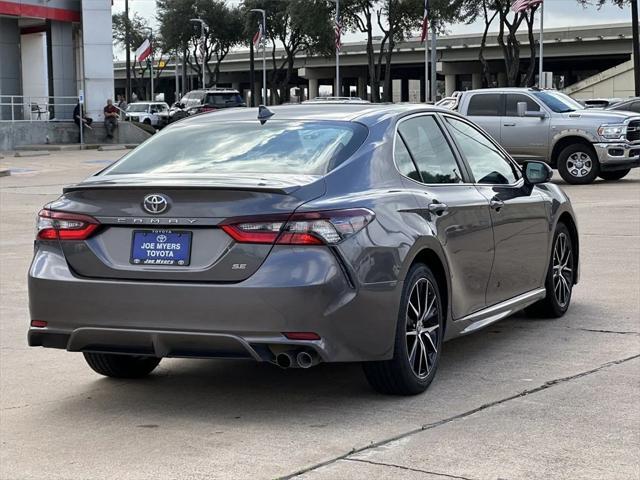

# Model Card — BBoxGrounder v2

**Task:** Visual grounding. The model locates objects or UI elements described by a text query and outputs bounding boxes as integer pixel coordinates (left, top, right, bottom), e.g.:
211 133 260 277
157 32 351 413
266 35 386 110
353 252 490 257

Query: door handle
490 199 505 211
428 202 449 216
503 122 516 127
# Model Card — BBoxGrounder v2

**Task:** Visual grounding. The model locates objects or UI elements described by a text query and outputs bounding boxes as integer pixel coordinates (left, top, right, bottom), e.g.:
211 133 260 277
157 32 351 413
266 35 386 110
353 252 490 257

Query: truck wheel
599 169 630 181
143 118 151 125
557 144 600 185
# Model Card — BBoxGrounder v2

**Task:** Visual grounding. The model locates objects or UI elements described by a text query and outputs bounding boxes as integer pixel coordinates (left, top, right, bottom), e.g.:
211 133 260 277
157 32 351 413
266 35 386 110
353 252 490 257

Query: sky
111 0 632 58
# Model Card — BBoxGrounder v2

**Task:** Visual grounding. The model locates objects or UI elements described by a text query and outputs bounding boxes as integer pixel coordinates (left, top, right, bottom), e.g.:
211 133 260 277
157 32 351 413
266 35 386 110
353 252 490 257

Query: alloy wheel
405 278 440 379
552 232 573 308
566 152 593 179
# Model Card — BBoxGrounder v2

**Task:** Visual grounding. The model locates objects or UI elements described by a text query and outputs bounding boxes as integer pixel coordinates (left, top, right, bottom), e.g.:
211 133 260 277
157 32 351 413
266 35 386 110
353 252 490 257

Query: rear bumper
593 142 640 171
28 244 400 363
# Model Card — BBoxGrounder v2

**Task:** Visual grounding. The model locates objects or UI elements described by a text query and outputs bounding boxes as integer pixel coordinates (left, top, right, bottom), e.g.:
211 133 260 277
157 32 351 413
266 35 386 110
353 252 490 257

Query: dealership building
0 0 113 121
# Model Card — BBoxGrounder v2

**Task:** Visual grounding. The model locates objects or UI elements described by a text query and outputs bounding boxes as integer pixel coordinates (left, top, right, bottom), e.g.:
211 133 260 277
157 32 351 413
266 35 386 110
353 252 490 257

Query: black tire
557 144 600 185
363 264 444 395
526 222 575 318
599 169 630 181
83 352 161 378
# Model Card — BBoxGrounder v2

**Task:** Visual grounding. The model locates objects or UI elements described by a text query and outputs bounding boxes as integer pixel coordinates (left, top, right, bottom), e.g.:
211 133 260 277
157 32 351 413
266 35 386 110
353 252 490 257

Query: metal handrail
0 95 79 122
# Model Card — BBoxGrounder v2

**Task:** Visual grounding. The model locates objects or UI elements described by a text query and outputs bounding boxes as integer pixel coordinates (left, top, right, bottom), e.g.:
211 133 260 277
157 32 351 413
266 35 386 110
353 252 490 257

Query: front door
395 114 495 319
500 93 551 163
442 114 550 306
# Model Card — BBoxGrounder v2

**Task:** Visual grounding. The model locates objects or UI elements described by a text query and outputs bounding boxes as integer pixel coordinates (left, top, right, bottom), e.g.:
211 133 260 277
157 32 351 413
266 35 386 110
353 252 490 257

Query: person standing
103 99 119 139
117 95 128 113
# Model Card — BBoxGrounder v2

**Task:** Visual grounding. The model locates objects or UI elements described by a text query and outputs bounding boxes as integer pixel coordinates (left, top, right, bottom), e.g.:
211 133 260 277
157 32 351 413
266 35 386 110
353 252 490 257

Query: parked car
449 88 640 184
170 88 246 122
303 96 370 104
125 102 170 127
581 98 624 109
606 97 640 114
28 104 579 395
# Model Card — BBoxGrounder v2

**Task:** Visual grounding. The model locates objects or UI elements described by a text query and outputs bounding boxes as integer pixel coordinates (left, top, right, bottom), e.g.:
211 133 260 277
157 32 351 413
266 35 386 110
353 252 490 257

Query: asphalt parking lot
1 150 638 480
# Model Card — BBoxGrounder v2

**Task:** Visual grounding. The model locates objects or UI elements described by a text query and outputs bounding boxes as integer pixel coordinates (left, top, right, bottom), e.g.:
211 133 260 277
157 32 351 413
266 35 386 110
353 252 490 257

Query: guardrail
0 95 78 122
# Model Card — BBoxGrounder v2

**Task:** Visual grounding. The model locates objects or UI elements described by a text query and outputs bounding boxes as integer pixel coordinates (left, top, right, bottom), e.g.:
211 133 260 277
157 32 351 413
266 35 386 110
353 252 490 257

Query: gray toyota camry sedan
28 104 579 395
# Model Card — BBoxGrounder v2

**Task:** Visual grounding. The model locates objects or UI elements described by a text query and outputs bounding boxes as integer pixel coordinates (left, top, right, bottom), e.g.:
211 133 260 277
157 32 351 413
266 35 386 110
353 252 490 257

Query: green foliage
112 12 149 51
157 0 244 86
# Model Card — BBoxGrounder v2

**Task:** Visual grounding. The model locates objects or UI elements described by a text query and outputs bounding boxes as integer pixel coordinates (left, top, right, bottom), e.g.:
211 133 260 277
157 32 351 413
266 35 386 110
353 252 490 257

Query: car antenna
258 105 275 124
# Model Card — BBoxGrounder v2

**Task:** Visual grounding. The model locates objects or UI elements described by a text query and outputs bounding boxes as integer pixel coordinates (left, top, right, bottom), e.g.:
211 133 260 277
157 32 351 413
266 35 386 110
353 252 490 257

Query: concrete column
308 78 319 100
392 79 402 103
47 21 76 120
472 73 483 90
357 77 367 100
497 72 508 87
81 0 114 120
0 18 22 120
408 80 421 103
445 74 457 97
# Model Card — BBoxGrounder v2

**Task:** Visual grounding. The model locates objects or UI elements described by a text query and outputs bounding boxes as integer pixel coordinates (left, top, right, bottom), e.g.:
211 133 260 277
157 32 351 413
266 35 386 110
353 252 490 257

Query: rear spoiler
63 174 322 196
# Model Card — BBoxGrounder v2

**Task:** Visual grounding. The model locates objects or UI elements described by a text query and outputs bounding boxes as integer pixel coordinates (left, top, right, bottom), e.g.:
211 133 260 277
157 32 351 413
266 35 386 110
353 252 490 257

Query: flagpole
250 9 267 105
424 41 429 103
335 0 340 96
538 1 544 88
430 26 437 102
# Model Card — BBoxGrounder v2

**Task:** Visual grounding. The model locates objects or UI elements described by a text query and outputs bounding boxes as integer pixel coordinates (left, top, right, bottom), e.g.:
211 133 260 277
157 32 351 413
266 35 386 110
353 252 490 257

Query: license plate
130 230 192 266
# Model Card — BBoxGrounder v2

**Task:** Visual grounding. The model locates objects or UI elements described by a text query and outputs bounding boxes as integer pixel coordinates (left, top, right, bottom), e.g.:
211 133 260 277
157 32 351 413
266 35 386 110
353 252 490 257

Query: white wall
564 60 635 100
20 32 49 104
81 0 114 120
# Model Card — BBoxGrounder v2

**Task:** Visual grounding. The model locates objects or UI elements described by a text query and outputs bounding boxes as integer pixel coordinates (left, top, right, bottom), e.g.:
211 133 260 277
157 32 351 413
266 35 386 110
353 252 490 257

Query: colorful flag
135 38 152 63
335 18 342 52
420 0 429 43
252 22 263 50
511 0 543 13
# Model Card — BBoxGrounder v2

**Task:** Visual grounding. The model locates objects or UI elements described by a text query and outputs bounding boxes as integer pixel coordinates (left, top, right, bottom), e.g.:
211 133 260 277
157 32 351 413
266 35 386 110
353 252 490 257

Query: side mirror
517 102 527 117
517 101 547 119
524 161 553 185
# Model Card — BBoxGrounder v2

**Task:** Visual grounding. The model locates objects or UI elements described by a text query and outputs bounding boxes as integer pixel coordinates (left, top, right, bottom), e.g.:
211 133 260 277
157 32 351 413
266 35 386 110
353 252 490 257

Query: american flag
335 18 342 52
511 0 543 13
252 22 263 50
420 0 429 43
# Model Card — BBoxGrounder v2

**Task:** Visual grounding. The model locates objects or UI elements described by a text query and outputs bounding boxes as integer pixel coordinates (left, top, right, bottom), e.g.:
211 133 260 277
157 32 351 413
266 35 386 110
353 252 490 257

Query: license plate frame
130 229 193 266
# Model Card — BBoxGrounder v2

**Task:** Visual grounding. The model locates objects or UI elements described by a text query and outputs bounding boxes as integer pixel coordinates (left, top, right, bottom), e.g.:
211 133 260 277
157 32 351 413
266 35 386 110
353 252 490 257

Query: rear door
464 93 503 143
442 114 550 306
395 114 494 319
501 93 550 163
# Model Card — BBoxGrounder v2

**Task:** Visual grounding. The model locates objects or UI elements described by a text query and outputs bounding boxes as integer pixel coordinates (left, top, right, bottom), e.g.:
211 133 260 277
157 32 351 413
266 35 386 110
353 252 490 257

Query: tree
242 0 333 104
342 0 476 102
157 0 244 88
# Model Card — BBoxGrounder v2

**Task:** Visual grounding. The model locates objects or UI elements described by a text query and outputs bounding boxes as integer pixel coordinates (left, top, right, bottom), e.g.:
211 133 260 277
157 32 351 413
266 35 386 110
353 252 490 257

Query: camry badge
143 194 169 215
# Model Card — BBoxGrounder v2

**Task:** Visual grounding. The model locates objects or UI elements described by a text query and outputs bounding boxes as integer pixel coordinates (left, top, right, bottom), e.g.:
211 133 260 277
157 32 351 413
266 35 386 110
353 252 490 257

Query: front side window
445 117 520 185
467 94 501 116
102 120 368 176
397 116 462 184
505 94 541 116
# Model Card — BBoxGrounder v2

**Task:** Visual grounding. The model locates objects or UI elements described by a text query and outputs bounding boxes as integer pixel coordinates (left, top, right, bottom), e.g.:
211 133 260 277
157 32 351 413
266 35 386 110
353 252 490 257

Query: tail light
36 209 100 240
221 209 374 245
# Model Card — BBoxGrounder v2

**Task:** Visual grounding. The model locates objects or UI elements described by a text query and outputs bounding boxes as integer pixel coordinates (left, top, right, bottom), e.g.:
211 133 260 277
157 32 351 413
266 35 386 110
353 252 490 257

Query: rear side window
467 94 501 116
505 94 541 116
397 116 462 184
394 136 421 182
102 120 368 176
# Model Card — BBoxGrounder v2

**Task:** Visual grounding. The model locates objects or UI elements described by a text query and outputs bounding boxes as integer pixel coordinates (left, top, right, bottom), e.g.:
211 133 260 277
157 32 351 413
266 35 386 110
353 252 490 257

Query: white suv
125 102 170 127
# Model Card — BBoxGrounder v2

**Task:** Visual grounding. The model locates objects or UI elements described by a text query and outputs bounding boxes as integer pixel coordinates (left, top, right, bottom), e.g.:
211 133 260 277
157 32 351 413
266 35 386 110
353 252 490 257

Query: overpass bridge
113 22 634 105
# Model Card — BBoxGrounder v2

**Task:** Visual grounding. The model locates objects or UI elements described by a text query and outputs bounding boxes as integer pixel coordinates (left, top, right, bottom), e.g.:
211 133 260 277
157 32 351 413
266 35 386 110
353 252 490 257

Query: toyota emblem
143 194 169 214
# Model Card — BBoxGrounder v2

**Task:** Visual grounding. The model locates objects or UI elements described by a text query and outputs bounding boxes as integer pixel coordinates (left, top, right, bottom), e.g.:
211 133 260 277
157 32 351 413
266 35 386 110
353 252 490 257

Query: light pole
142 27 154 101
190 18 209 89
327 0 340 96
250 9 267 105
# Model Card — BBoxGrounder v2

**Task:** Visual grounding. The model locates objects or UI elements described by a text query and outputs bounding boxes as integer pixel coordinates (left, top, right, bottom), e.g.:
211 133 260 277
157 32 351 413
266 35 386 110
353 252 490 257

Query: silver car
28 105 579 395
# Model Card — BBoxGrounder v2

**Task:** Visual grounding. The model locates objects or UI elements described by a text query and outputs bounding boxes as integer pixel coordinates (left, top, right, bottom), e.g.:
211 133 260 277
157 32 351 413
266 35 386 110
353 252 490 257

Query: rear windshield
205 93 244 106
102 120 368 176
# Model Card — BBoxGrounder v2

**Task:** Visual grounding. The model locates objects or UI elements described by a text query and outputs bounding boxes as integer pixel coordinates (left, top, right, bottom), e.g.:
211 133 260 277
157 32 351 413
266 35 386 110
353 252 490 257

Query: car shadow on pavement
36 311 576 427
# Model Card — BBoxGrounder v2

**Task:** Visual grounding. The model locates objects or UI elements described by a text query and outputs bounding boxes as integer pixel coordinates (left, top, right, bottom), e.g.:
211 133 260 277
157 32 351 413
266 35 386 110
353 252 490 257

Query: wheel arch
550 134 596 168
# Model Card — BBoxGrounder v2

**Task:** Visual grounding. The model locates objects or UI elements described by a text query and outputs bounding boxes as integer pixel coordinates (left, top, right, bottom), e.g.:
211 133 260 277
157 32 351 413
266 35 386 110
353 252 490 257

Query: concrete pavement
1 151 638 480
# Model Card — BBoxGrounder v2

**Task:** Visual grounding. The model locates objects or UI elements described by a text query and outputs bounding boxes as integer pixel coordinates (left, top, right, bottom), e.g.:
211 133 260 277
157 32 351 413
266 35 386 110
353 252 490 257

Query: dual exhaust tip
275 350 320 369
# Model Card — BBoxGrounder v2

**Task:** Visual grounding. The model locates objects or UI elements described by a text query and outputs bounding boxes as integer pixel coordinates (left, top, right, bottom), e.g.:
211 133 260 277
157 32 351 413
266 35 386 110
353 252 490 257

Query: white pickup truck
441 88 640 184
